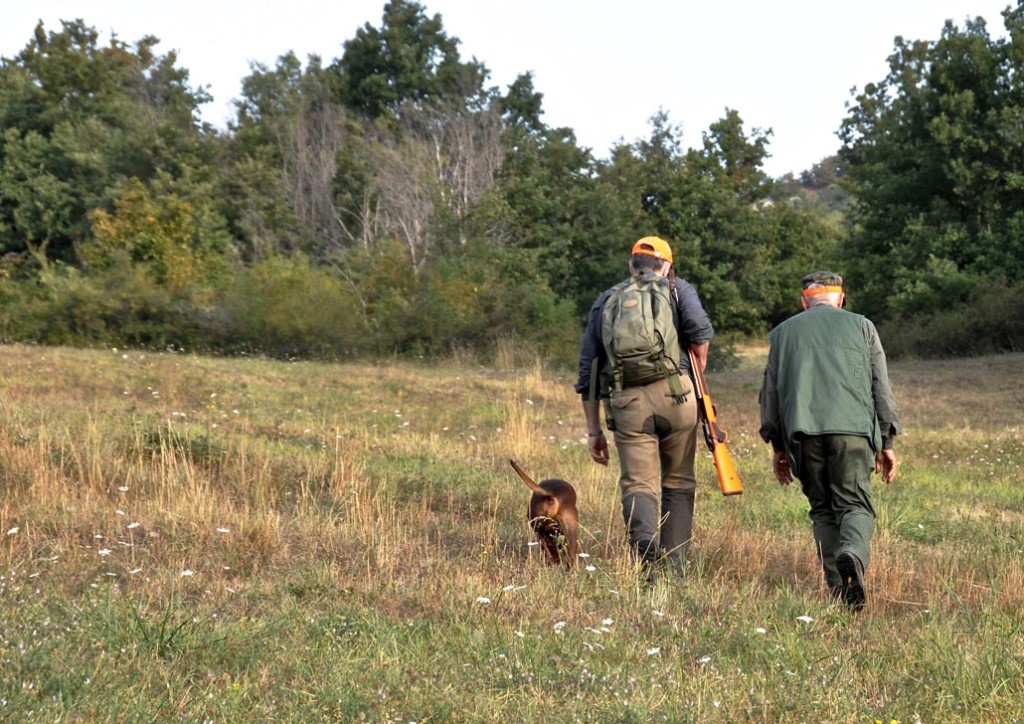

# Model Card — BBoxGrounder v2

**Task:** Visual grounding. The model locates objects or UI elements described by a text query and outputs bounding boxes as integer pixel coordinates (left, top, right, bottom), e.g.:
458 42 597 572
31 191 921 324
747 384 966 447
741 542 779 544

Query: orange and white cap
631 236 673 264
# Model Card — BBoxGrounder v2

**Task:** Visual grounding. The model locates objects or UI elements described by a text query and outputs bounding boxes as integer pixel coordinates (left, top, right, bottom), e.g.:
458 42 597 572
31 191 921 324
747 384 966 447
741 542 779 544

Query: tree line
1 1 1021 363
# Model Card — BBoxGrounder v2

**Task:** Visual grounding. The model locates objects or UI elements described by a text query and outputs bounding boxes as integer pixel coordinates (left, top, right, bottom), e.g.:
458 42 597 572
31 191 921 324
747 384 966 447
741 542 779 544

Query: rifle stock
687 349 744 496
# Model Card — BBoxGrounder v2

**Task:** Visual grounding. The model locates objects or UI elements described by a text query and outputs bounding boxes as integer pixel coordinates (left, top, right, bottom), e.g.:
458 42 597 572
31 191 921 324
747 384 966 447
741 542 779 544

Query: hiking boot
659 487 694 571
836 552 866 611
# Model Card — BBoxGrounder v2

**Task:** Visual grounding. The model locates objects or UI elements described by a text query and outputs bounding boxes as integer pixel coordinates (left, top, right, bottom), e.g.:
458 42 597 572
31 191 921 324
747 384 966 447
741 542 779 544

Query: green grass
0 344 1022 721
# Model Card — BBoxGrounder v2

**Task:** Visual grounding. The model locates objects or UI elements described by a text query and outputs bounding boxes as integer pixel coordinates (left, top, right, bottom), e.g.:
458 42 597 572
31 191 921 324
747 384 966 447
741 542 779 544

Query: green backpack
599 271 686 400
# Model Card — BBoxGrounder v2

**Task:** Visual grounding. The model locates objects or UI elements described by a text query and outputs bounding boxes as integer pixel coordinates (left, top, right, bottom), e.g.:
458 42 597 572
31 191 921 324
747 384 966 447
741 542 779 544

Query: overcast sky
1 0 1014 177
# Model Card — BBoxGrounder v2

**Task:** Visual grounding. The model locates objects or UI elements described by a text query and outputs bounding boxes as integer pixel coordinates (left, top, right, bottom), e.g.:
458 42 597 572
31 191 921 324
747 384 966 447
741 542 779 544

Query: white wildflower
698 655 712 665
756 627 768 634
98 549 112 557
647 647 661 656
602 618 614 626
127 523 140 529
553 621 567 631
585 565 596 572
476 596 491 605
5 527 18 536
180 569 195 577
796 615 814 624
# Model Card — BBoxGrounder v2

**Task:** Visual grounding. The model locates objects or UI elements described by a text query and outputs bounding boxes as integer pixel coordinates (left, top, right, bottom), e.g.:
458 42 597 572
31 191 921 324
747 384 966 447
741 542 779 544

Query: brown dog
509 458 580 568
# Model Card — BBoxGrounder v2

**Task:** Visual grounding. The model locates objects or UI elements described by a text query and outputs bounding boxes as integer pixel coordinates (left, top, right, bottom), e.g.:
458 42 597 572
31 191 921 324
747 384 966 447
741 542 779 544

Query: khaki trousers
610 375 699 547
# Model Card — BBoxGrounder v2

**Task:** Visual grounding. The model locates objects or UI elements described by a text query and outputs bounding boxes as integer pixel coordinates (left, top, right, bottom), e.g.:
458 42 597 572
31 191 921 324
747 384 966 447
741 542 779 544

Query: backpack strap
662 356 687 403
664 274 688 404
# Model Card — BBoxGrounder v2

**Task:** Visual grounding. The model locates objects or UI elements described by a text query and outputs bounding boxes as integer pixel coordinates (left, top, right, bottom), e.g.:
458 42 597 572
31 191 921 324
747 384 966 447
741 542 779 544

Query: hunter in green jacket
759 271 900 611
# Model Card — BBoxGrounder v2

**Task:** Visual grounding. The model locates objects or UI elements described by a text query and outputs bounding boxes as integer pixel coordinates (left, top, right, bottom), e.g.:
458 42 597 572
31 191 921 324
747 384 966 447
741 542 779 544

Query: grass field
0 342 1021 721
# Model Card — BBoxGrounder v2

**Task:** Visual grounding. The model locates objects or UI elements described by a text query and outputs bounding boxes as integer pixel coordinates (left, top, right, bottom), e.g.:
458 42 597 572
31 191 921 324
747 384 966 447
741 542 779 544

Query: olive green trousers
790 434 876 590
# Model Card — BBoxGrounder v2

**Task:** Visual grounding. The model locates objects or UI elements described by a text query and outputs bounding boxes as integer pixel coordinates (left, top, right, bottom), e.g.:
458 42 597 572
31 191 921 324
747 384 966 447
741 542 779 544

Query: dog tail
509 458 553 497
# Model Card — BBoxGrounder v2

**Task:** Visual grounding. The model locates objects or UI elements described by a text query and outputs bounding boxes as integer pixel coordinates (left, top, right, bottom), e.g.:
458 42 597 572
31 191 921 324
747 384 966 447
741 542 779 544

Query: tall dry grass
0 343 1021 721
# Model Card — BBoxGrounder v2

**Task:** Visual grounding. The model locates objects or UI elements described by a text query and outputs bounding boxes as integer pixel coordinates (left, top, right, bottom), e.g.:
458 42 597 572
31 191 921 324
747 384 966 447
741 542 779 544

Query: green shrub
393 241 579 362
878 280 1024 358
3 255 206 349
214 256 369 358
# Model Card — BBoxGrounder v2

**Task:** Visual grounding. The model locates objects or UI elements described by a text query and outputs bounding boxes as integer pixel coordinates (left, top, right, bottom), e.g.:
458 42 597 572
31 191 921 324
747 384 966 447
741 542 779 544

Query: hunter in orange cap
575 234 714 583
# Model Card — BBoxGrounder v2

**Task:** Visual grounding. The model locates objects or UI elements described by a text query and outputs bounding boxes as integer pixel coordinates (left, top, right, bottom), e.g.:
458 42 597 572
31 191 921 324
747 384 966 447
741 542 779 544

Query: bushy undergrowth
877 281 1024 359
5 242 1021 367
0 246 581 365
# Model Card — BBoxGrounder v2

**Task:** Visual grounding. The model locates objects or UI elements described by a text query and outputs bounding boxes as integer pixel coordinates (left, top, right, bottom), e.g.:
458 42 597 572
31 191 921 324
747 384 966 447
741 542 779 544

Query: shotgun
687 348 743 496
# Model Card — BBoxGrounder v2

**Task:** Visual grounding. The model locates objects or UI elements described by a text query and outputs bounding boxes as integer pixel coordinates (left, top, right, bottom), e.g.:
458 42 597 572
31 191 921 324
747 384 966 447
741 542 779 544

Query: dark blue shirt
575 275 714 398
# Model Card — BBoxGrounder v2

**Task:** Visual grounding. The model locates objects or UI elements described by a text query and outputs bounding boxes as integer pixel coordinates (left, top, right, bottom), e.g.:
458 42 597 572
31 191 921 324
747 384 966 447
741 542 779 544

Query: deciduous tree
0 20 213 266
839 7 1024 319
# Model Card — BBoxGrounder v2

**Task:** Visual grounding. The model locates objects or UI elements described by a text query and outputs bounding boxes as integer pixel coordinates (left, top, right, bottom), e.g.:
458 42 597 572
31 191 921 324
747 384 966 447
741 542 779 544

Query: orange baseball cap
631 236 673 264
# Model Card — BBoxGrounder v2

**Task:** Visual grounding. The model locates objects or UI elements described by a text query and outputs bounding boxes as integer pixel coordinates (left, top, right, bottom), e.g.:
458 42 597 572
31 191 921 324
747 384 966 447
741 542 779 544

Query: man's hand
772 450 793 485
690 342 710 372
589 432 609 465
876 449 897 484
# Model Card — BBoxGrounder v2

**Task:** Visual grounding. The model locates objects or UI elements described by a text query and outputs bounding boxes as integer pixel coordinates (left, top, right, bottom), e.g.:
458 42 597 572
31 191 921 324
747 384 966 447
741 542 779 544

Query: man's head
630 236 673 276
801 270 844 309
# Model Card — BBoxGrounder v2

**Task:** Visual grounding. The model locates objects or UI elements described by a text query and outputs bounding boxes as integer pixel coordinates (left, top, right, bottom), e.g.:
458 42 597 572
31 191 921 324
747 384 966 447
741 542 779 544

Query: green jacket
759 303 901 454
